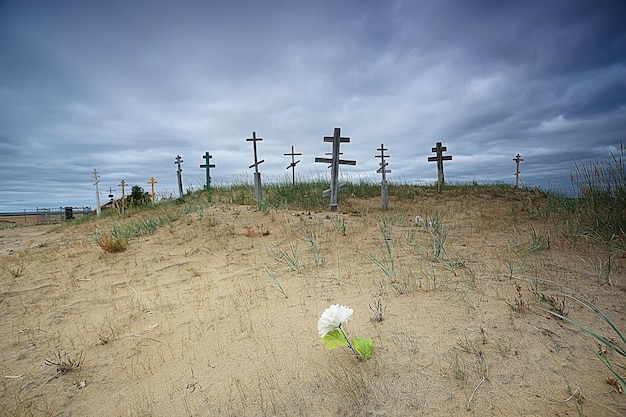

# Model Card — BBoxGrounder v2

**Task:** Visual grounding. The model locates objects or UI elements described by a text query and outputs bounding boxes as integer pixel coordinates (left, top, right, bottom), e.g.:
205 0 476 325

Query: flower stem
339 327 361 361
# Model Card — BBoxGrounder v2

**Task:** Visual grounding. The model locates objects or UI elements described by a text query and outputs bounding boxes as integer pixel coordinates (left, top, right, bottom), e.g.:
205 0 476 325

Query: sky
1 0 625 212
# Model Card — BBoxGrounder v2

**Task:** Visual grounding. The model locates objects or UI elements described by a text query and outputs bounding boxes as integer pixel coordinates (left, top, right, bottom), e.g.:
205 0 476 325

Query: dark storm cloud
0 0 624 211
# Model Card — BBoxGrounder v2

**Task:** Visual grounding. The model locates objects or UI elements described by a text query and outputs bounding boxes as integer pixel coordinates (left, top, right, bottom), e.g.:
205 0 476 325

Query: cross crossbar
314 157 357 165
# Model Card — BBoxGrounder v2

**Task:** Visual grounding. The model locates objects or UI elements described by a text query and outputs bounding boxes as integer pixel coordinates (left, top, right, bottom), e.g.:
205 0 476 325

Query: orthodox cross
247 132 265 202
174 155 184 198
200 152 216 191
375 144 391 211
513 153 524 188
427 141 453 187
147 176 158 204
314 127 356 211
284 145 302 186
93 169 101 217
118 179 127 215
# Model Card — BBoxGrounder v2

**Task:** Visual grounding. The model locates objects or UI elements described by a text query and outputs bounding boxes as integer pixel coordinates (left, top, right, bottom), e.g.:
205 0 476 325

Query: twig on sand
120 334 167 345
467 351 489 411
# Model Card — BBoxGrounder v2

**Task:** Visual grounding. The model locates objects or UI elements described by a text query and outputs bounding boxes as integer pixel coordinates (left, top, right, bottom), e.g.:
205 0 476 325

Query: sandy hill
1 191 625 416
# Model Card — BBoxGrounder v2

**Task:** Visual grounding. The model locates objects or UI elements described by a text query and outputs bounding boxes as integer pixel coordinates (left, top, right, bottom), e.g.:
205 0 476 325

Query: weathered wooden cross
200 152 215 191
513 153 524 189
247 132 265 202
375 144 391 211
427 141 453 187
118 179 127 215
315 127 356 211
93 169 101 217
147 176 158 204
284 145 302 186
174 155 184 198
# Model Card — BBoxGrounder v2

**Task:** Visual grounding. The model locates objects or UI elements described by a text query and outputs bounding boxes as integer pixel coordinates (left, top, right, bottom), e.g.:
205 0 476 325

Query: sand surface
1 195 625 416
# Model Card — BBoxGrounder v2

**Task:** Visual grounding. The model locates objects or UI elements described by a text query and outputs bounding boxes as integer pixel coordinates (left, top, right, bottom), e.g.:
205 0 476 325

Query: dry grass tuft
97 233 129 253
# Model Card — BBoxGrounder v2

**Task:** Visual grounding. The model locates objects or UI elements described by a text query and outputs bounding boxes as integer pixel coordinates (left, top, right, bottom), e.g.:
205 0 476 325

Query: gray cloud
0 0 624 211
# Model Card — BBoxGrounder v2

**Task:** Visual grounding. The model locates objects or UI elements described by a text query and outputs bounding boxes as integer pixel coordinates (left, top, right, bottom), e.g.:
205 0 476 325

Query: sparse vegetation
44 350 84 375
1 166 625 416
97 232 129 253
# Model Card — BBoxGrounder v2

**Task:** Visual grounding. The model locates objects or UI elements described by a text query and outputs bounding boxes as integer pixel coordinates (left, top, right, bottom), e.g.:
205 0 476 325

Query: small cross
147 176 158 204
513 153 524 188
284 145 302 186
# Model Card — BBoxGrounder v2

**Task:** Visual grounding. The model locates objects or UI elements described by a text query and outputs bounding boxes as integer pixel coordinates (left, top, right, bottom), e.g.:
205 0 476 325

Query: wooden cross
108 186 114 201
200 152 216 191
513 153 524 189
427 141 453 187
284 145 302 186
247 131 264 202
147 176 158 204
174 155 184 198
375 144 391 211
315 127 356 211
93 169 101 217
118 179 127 215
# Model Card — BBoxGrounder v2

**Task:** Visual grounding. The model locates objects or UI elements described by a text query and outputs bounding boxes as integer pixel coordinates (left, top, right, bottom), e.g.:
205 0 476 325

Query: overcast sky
1 0 625 212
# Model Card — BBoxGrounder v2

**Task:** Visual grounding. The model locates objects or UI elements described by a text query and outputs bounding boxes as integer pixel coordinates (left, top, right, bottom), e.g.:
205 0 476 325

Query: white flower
318 304 354 337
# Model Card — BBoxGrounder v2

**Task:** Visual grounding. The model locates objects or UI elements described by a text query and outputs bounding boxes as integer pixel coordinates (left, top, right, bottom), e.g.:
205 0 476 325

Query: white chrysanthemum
318 304 354 337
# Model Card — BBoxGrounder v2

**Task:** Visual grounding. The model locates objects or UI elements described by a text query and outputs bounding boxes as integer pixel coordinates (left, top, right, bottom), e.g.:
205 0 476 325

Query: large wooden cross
427 141 452 187
200 152 215 191
284 145 302 186
174 155 184 198
147 176 158 204
375 144 391 210
315 127 356 211
247 132 265 202
513 153 524 188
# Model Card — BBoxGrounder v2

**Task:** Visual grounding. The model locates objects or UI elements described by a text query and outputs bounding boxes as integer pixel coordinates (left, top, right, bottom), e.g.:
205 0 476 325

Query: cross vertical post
147 176 158 204
247 131 265 202
108 186 114 204
93 169 101 217
118 180 127 216
513 153 524 189
174 155 184 198
375 144 391 211
315 127 356 211
427 141 453 189
200 152 216 191
284 145 302 187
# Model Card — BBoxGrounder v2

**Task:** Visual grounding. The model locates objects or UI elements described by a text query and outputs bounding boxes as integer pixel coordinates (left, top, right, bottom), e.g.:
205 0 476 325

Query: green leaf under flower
320 329 349 350
352 337 373 361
